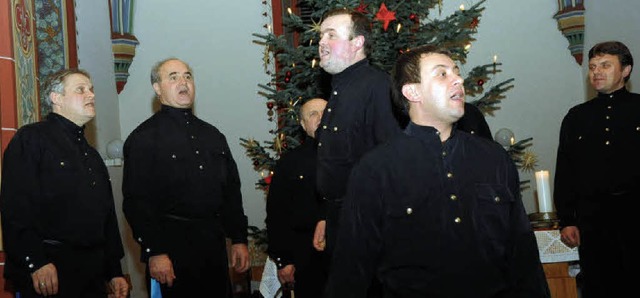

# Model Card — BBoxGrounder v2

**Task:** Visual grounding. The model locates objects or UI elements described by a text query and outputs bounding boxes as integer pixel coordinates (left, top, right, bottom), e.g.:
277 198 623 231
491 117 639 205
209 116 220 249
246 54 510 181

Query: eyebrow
168 71 192 76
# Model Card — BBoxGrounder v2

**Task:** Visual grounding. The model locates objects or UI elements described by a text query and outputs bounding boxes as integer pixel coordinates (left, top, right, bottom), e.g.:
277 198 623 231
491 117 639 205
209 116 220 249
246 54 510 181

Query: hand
149 254 176 287
277 264 295 284
231 243 250 273
560 226 580 248
31 263 58 296
313 220 326 251
108 276 129 298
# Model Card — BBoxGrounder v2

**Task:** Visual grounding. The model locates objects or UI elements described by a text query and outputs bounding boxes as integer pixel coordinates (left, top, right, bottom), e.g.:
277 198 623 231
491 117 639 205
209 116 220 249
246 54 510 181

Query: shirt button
29 264 34 269
84 152 88 156
454 217 461 223
299 175 304 179
636 127 640 131
333 91 337 95
406 208 413 215
146 248 151 253
494 196 501 203
450 194 457 201
323 125 327 129
191 135 195 139
60 161 65 167
327 108 332 112
447 172 453 178
470 130 475 134
199 165 204 170
91 181 96 186
318 142 322 147
172 154 177 159
138 237 143 242
195 150 200 154
25 256 30 261
605 140 610 145
578 136 582 140
605 115 610 120
605 127 610 132
333 126 338 131
442 151 447 157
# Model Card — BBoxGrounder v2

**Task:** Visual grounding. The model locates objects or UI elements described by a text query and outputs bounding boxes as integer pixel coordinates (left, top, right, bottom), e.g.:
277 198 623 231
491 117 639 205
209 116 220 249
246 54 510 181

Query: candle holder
529 212 559 229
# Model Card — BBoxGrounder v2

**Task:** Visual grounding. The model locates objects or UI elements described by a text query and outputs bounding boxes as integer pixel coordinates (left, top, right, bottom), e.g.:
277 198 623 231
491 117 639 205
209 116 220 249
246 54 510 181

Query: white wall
71 1 640 297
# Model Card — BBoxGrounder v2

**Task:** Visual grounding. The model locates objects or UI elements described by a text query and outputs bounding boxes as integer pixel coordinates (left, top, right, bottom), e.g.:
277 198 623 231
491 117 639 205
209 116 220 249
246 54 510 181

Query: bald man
266 98 328 298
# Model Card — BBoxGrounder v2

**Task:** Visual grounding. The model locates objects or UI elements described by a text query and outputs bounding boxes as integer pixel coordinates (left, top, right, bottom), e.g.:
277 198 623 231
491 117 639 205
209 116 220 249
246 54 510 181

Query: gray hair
42 68 91 109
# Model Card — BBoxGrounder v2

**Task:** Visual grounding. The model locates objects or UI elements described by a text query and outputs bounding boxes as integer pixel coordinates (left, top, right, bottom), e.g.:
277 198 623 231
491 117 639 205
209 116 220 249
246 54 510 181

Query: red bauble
267 102 274 109
264 175 273 185
284 77 290 83
477 79 485 86
253 160 259 166
282 142 288 149
409 13 417 21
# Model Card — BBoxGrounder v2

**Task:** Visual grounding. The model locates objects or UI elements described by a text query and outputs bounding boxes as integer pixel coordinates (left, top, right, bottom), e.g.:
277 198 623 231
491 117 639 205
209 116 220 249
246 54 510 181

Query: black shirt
266 137 321 268
554 87 640 227
0 113 124 279
122 105 248 261
325 122 549 298
316 59 401 202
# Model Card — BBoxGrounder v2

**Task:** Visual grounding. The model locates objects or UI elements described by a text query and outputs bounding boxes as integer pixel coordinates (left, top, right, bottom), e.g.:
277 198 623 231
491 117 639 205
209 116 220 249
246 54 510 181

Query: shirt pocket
475 183 514 245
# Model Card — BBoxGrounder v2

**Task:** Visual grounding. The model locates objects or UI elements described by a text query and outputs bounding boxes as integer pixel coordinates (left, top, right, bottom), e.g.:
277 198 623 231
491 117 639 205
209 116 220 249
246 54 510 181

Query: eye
184 74 193 81
169 74 177 81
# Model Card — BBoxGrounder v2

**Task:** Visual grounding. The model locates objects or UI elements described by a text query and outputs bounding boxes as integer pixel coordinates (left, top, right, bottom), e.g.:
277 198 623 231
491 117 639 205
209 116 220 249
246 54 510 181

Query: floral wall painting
554 0 585 65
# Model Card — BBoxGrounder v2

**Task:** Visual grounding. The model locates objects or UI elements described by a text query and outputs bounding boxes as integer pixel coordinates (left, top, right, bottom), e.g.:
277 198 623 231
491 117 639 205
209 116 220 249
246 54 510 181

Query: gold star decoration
521 150 538 172
262 45 270 71
307 18 322 34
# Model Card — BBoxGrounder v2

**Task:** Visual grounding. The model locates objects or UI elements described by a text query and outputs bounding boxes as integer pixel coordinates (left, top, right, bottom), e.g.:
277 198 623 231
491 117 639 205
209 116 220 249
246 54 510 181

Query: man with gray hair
122 58 249 297
0 68 129 298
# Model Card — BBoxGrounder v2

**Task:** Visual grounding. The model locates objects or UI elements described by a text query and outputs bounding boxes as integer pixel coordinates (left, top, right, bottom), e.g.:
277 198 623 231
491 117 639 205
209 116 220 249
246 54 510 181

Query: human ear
401 84 420 102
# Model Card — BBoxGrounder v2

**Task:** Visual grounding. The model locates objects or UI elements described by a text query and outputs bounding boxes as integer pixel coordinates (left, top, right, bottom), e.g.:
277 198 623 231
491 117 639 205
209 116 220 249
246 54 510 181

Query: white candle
535 170 553 213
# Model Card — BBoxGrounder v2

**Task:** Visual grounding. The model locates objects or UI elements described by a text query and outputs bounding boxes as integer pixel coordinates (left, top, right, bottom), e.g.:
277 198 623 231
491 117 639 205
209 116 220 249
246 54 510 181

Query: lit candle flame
459 4 465 10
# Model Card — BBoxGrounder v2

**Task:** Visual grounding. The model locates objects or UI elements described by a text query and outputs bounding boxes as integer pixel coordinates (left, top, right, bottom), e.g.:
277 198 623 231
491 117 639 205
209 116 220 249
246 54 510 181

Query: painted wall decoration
13 0 39 127
554 0 585 65
35 0 77 116
110 0 138 94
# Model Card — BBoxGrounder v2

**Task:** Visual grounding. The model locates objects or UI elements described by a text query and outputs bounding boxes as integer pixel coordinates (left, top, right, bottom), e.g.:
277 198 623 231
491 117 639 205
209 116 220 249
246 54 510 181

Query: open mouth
450 90 464 101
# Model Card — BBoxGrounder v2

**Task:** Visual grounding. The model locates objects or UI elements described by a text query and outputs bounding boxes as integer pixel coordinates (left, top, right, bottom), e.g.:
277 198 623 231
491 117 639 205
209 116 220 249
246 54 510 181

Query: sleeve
504 154 551 297
325 161 383 298
0 130 50 274
122 132 166 261
368 74 401 145
104 189 125 279
553 112 578 228
265 156 294 268
219 137 248 244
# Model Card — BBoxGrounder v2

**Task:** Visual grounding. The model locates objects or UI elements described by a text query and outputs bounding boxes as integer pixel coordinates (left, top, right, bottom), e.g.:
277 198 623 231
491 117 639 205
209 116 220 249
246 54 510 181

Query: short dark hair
322 8 372 56
391 45 452 112
43 68 91 109
588 41 634 82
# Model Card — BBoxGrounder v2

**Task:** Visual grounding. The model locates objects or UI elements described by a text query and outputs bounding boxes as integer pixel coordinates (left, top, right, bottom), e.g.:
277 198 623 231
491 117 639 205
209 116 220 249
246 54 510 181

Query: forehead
420 53 455 70
321 14 352 31
64 73 91 85
160 60 190 74
589 54 619 65
303 100 327 111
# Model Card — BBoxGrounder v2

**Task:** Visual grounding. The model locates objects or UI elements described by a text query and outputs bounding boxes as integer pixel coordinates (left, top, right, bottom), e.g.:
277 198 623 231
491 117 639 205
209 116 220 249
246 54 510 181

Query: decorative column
553 0 585 65
110 0 138 94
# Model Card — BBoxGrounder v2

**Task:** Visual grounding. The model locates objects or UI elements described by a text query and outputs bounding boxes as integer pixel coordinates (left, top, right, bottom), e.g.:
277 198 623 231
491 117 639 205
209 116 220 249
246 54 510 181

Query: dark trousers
147 219 232 298
325 201 382 298
15 244 108 298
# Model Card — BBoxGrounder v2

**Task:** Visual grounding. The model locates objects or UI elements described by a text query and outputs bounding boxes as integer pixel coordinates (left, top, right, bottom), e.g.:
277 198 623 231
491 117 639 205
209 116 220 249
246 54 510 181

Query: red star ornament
355 1 368 14
375 3 396 31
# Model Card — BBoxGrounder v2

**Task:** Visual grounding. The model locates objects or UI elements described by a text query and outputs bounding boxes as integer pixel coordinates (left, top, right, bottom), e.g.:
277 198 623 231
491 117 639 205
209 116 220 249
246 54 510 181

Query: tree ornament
267 110 274 117
253 160 259 166
355 1 368 14
477 79 484 86
264 174 273 185
375 3 396 31
469 17 479 29
409 13 417 21
267 101 274 109
521 150 538 172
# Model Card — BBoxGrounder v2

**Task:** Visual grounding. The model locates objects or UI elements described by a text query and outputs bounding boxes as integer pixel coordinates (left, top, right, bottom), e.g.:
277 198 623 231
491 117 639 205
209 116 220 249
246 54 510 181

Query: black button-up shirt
554 87 640 227
316 59 401 202
326 122 549 298
0 113 124 279
122 105 248 261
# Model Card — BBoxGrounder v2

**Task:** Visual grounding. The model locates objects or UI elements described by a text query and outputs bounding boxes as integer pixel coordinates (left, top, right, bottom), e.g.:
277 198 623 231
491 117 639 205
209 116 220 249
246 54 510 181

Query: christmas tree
241 0 536 194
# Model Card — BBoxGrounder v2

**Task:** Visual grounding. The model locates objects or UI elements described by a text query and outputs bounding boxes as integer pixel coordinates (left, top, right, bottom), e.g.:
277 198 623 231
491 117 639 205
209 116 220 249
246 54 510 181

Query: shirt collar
48 112 85 137
597 86 629 99
332 59 369 85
